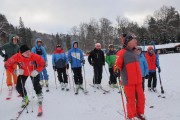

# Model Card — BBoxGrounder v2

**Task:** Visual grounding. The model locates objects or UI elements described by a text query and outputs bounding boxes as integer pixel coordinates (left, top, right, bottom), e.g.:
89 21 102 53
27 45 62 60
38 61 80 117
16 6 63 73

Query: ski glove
158 67 161 73
53 66 57 71
81 60 85 65
45 61 48 67
66 64 69 69
2 54 8 61
14 69 24 75
145 75 149 79
31 70 39 77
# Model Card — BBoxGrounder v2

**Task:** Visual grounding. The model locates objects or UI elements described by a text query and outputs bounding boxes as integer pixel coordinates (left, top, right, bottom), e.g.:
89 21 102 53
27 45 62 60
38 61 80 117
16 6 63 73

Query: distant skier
5 45 44 107
52 44 69 90
115 34 146 120
145 46 161 92
0 34 19 91
88 43 105 89
68 41 85 93
105 44 117 88
32 38 49 91
137 47 149 91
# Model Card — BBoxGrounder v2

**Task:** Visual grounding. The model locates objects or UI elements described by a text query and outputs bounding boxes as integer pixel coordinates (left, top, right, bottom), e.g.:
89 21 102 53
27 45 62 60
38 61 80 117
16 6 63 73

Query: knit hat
20 45 30 53
123 35 133 47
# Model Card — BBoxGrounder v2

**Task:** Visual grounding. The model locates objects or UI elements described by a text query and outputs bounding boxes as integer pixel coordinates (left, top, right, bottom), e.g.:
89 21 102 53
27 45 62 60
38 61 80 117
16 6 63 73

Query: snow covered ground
0 53 180 120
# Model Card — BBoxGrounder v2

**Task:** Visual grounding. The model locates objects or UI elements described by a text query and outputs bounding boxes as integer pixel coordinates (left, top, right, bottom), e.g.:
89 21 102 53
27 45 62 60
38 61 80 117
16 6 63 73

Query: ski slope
0 54 180 120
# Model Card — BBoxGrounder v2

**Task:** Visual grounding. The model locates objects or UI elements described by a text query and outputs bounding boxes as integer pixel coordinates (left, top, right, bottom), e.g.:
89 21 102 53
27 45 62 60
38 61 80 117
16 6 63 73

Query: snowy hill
0 54 180 120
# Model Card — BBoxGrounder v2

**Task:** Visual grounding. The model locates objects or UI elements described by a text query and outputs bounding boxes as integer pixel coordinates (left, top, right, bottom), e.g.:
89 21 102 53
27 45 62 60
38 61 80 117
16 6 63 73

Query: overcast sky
0 0 180 34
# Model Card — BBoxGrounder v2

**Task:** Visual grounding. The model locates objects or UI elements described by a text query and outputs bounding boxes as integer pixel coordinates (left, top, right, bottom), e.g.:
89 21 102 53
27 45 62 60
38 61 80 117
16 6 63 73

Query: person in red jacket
115 34 146 120
5 45 45 107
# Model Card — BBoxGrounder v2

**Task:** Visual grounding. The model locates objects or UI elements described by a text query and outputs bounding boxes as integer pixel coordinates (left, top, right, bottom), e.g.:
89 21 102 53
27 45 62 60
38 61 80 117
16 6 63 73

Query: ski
37 102 43 117
79 87 88 95
10 104 28 120
89 84 109 94
158 95 165 98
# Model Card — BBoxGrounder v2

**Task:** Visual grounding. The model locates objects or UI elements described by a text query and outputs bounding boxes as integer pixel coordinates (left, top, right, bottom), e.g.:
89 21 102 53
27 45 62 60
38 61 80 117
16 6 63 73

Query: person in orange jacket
5 45 45 107
115 34 146 120
145 46 161 92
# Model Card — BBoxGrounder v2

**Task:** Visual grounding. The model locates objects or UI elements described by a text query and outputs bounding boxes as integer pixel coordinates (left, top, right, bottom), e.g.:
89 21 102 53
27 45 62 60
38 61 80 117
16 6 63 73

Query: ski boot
60 83 65 90
45 80 49 92
21 96 29 108
8 86 13 91
152 88 157 93
64 83 69 91
39 80 44 87
137 114 146 120
37 93 43 104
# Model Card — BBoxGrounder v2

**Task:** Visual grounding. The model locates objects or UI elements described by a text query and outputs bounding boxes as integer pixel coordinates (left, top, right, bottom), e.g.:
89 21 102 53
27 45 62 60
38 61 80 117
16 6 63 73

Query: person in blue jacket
68 41 85 93
137 47 149 91
52 44 69 90
31 38 49 91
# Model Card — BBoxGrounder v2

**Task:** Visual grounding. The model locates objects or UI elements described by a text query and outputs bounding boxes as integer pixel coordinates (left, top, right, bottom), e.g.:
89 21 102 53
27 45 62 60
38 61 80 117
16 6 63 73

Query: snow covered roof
139 43 180 51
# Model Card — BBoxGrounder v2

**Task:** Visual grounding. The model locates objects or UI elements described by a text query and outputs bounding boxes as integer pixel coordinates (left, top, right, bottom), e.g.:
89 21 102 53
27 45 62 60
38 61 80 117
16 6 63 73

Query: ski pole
158 72 164 94
0 69 5 96
19 75 29 113
27 66 34 113
66 69 71 89
117 77 127 120
103 66 109 79
53 70 57 89
82 64 87 91
71 68 75 92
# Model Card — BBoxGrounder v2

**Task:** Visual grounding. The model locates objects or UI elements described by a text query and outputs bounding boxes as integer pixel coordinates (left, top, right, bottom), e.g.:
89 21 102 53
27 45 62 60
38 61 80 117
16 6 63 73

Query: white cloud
0 0 179 34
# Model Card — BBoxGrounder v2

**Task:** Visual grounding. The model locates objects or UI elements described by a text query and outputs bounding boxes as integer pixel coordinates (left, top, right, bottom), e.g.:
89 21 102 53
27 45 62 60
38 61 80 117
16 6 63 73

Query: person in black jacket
88 43 105 88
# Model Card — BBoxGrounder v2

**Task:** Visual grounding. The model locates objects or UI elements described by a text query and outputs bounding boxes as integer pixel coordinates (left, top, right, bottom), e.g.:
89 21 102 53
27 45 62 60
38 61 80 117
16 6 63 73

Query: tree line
0 5 180 53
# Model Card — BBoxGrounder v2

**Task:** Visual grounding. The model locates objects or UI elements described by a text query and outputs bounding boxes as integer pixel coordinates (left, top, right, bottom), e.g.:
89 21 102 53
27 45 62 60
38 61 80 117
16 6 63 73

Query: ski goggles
37 39 42 42
13 36 19 40
56 44 61 47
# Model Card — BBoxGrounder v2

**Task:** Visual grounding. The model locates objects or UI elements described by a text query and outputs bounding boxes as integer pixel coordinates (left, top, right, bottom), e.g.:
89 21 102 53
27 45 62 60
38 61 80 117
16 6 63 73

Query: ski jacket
115 48 142 85
0 34 20 61
106 50 116 68
145 52 160 72
5 52 45 76
139 53 149 77
52 49 68 68
88 48 105 67
68 42 84 68
31 38 47 62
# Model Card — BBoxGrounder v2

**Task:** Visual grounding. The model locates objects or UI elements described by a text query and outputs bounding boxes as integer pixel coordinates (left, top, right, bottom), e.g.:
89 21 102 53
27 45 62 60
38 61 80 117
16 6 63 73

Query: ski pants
142 77 145 91
16 75 42 97
6 64 18 86
72 67 83 85
57 67 68 84
40 68 49 81
124 83 145 119
148 72 157 88
109 68 117 84
93 66 103 84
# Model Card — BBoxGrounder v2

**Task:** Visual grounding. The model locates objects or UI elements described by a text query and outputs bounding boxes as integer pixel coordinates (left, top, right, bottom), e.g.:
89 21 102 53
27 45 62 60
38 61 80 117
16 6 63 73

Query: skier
31 38 49 91
88 43 105 89
137 47 149 91
5 45 44 107
0 34 19 91
105 44 117 88
68 41 85 93
115 34 146 120
145 46 161 92
52 44 69 90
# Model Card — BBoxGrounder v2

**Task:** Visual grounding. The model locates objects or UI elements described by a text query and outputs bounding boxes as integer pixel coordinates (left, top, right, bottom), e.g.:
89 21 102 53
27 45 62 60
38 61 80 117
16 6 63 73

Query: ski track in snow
0 54 180 120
